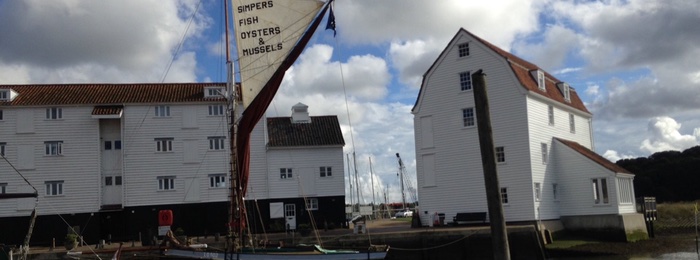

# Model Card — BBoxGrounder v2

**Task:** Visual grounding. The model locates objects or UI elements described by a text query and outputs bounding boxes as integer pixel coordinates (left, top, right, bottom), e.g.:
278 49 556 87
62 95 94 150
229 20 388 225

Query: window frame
458 42 470 57
495 146 505 163
158 176 176 191
552 183 558 201
45 141 63 156
592 178 610 205
155 138 173 152
208 136 226 150
459 71 472 91
305 198 319 210
541 143 548 164
154 105 171 117
0 109 3 121
534 182 541 202
208 105 225 116
320 166 332 177
209 174 227 188
45 180 64 196
500 187 509 204
548 105 554 126
0 91 8 101
537 70 545 91
280 168 293 179
45 107 63 120
0 183 7 194
0 142 5 157
617 177 634 204
569 113 576 133
462 108 475 127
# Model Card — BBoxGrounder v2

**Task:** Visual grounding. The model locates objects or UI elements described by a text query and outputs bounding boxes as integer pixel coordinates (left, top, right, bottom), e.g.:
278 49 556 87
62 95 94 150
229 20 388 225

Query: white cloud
0 0 206 83
602 150 635 162
585 84 599 96
640 116 700 153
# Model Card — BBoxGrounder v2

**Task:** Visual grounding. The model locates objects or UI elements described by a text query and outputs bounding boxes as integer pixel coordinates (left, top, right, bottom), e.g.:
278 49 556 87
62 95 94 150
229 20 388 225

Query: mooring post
472 70 511 260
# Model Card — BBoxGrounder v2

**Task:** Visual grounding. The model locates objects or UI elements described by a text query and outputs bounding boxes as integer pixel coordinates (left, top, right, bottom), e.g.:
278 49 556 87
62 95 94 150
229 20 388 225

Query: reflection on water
551 251 699 260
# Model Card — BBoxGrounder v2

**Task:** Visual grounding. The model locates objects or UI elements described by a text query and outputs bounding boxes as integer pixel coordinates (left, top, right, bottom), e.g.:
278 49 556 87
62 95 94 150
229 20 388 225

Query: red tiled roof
461 29 590 114
267 116 345 147
413 28 590 114
0 83 228 106
555 138 632 174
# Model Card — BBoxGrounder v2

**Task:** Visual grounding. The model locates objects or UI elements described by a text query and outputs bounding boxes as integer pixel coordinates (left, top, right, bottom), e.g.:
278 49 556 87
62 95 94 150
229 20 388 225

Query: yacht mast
396 153 407 210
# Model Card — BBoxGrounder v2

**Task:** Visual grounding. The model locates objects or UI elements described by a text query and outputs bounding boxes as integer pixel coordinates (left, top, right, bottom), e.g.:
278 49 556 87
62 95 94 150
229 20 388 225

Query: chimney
291 102 311 123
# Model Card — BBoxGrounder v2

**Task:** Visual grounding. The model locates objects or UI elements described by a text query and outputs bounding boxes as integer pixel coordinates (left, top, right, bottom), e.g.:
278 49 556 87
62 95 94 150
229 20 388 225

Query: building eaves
555 138 632 174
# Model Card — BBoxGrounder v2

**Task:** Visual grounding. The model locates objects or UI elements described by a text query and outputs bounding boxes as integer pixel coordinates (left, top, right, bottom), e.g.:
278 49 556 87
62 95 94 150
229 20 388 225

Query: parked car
394 209 413 218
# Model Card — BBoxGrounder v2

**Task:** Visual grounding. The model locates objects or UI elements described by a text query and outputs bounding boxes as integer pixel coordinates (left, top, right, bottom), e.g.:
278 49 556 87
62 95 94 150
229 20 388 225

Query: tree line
616 145 700 203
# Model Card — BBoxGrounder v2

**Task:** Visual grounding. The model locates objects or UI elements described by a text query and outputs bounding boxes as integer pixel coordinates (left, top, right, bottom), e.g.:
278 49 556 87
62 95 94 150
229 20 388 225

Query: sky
1 0 699 205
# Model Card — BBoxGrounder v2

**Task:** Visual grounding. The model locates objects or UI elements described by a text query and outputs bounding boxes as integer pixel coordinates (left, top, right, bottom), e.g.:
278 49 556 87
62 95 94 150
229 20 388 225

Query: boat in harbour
161 0 387 259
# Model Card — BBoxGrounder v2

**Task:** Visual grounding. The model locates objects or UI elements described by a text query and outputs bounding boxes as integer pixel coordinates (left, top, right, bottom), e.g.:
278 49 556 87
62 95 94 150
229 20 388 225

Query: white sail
233 0 324 108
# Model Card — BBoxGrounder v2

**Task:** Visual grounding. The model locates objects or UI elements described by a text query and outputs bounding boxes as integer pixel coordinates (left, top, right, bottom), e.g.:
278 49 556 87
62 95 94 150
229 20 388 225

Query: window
500 187 508 204
155 138 173 152
45 181 64 196
114 140 122 150
209 174 226 188
552 183 558 201
115 176 122 185
45 141 63 156
495 146 505 163
459 71 472 91
592 178 609 204
541 143 548 164
0 183 6 194
105 176 113 186
208 136 226 150
46 107 62 119
537 70 545 90
534 183 541 201
104 141 112 150
305 198 318 210
0 91 8 101
208 105 225 116
458 43 470 57
462 108 475 127
562 83 571 102
0 110 3 120
158 176 176 191
548 105 554 125
205 87 225 98
617 177 634 204
0 142 5 156
280 168 292 179
569 113 575 133
320 166 332 177
155 106 170 117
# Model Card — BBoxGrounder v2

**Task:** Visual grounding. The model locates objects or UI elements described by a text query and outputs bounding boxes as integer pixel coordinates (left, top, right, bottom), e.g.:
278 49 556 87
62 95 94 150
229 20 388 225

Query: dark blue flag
325 5 336 37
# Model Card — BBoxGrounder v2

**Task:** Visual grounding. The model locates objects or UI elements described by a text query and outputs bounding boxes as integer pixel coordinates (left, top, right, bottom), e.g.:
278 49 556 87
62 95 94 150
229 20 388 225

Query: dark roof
555 138 632 174
92 105 123 116
0 83 228 106
414 28 590 114
267 116 345 147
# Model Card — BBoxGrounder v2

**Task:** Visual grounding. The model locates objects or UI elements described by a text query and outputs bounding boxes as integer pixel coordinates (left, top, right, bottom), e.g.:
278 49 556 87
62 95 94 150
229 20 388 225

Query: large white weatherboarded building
0 84 346 245
412 28 647 241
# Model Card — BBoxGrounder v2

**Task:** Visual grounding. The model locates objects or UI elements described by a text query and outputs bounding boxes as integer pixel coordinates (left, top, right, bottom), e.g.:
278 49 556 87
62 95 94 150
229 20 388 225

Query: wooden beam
0 193 38 199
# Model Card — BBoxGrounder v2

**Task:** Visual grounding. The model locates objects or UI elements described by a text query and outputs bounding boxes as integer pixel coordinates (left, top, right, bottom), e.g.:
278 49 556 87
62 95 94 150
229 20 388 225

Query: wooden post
472 70 511 260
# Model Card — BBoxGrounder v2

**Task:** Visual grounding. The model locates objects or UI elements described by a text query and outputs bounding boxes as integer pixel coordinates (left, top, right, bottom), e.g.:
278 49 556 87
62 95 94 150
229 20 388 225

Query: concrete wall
561 213 648 241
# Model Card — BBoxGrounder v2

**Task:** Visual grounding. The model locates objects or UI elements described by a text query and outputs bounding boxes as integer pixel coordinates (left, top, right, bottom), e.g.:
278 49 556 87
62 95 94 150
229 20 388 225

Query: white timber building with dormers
412 28 647 241
0 84 346 246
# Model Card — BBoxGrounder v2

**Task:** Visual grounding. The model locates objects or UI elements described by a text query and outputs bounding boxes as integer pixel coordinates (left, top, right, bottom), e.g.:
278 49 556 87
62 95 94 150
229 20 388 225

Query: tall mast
369 156 376 218
346 153 353 213
396 153 406 210
224 0 240 248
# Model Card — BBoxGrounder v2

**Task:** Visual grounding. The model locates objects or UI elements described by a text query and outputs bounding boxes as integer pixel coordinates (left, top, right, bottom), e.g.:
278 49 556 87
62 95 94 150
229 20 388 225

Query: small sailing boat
162 0 387 259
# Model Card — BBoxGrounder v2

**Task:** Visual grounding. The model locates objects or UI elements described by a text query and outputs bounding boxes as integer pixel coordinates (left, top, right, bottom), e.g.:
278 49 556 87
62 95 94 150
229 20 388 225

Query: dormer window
537 70 545 91
204 86 225 98
557 82 571 102
458 43 470 57
0 89 17 102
